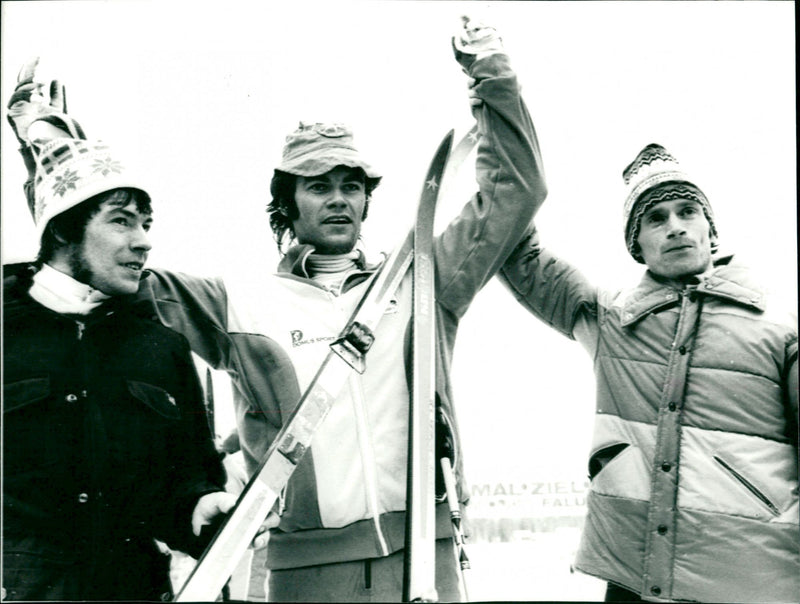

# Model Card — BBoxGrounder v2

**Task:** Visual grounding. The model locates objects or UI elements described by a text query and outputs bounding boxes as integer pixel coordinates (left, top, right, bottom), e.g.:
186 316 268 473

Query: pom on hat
622 143 717 263
31 136 151 241
276 122 381 180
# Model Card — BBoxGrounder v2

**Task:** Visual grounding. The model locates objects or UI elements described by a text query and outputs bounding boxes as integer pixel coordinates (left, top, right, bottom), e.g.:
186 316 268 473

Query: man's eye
681 206 698 216
112 217 129 226
309 183 328 192
343 183 363 193
646 214 664 225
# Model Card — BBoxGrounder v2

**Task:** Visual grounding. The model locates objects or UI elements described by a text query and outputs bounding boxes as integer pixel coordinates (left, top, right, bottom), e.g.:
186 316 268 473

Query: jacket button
160 592 172 601
65 393 79 403
78 493 90 503
668 402 677 411
651 586 662 596
661 462 672 472
679 345 687 354
657 524 668 535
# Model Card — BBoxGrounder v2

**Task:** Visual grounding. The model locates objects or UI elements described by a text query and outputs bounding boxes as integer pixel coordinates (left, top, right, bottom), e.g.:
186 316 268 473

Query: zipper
76 321 86 340
714 455 780 516
348 373 390 556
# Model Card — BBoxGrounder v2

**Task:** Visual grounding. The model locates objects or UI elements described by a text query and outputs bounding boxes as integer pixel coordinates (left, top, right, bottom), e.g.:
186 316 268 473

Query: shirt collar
28 263 110 315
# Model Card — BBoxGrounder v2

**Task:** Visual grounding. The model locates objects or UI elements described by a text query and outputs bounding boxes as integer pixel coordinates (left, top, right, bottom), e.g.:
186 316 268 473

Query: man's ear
709 230 719 255
48 222 69 244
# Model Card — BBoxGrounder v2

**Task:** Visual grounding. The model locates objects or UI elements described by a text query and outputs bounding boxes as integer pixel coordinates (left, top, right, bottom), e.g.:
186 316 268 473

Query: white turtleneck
305 251 360 296
29 263 111 315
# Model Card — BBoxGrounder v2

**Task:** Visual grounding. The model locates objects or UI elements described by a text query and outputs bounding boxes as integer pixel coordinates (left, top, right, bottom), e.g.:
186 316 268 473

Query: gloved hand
191 491 279 550
452 16 505 107
7 57 86 148
452 16 504 64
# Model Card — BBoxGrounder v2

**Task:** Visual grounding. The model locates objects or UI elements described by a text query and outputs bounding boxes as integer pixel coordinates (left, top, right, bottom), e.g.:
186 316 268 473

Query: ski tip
442 128 455 150
431 129 455 166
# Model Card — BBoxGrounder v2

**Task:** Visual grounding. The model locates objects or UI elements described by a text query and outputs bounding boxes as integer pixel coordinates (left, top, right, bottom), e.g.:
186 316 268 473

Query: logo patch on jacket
290 330 336 348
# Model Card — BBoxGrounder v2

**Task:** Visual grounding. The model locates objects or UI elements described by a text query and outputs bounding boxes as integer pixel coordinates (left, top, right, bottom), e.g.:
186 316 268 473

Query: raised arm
435 18 547 319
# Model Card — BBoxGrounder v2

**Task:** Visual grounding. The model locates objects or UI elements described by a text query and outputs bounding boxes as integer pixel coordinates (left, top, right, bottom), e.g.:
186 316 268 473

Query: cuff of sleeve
468 52 513 80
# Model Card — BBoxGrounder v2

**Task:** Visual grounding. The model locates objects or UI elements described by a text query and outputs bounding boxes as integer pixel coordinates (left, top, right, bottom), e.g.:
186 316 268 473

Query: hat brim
35 177 151 241
277 150 380 179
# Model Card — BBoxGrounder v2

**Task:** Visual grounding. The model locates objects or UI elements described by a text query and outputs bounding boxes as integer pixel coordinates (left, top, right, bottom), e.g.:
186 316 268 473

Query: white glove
6 57 84 146
191 491 279 550
452 16 504 60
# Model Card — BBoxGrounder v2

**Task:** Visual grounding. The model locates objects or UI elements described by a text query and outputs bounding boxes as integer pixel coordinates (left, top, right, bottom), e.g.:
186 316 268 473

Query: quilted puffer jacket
500 228 799 603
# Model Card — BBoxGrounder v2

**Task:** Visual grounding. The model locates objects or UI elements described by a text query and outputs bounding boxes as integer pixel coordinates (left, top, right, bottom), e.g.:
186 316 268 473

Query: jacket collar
620 254 766 326
277 244 374 278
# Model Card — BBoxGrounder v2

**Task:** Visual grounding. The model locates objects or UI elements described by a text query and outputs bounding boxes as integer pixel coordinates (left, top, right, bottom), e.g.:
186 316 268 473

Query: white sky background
2 1 796 487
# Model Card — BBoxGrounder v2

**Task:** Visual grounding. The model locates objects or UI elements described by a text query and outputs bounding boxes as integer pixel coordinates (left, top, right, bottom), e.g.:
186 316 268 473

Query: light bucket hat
276 122 381 179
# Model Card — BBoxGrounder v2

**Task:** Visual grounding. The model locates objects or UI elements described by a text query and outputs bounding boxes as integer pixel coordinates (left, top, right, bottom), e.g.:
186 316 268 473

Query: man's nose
666 213 687 237
326 187 347 206
131 226 152 252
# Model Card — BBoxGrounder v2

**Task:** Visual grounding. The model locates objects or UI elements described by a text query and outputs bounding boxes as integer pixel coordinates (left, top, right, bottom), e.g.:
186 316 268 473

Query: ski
174 127 469 602
404 122 478 603
403 131 451 603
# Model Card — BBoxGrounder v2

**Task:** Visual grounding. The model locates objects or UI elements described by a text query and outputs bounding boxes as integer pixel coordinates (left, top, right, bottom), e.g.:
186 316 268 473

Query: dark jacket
2 263 226 601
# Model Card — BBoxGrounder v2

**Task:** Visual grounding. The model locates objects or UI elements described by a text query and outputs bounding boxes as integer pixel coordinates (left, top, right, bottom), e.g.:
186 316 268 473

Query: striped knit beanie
623 143 717 263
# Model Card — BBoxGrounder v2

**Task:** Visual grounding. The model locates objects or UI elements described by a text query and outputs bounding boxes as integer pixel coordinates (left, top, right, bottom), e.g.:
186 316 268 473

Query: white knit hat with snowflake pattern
30 137 151 241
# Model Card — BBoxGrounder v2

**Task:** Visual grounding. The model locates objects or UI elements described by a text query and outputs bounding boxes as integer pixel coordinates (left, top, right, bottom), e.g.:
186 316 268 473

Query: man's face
292 166 366 255
67 196 153 295
637 198 713 280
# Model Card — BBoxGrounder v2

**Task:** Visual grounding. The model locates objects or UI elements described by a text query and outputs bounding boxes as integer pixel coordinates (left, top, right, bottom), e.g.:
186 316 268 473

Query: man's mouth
322 215 352 225
665 243 693 253
121 261 144 272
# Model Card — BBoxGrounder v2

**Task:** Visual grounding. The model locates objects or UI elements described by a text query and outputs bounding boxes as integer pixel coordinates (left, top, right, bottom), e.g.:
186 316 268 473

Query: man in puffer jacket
500 143 798 602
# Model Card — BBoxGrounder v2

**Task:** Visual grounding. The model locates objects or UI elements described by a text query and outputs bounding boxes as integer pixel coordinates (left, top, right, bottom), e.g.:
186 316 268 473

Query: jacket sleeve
138 269 232 369
785 338 799 475
156 335 228 557
434 53 547 319
498 225 598 342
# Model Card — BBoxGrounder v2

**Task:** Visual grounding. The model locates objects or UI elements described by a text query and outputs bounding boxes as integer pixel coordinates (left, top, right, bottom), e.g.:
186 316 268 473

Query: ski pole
440 456 470 601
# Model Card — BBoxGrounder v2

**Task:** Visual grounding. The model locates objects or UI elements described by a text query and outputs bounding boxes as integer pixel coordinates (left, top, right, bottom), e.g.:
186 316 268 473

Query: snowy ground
171 527 605 601
465 531 605 602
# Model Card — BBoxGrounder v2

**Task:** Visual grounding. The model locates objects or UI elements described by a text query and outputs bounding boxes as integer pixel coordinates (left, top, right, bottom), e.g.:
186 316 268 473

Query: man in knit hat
7 18 549 601
2 88 249 600
499 143 799 602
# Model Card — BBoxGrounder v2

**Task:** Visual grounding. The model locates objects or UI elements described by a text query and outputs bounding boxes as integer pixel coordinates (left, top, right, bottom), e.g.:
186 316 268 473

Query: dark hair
37 188 152 265
266 168 381 254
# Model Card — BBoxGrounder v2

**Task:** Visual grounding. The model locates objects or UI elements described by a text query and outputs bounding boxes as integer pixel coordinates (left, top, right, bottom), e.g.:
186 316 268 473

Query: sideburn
66 243 94 287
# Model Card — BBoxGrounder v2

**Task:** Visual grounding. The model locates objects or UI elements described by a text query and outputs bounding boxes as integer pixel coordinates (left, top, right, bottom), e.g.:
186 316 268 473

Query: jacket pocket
713 455 780 516
126 380 181 420
588 443 629 480
2 376 65 472
2 376 50 413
